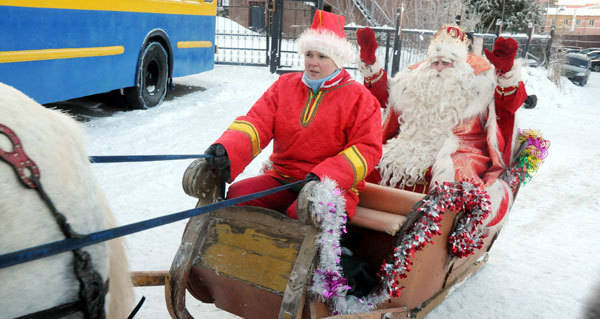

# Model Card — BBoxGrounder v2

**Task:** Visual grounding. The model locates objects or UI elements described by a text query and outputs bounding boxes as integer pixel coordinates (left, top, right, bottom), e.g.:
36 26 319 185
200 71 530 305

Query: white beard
378 60 479 188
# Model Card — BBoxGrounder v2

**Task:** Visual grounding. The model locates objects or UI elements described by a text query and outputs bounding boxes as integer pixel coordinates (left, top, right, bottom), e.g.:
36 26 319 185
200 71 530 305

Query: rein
89 154 210 163
1 122 313 318
0 177 310 269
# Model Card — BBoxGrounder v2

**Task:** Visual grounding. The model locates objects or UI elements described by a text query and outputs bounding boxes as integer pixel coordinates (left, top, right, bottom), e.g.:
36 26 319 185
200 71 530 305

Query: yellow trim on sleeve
227 120 261 158
0 46 124 63
340 146 368 186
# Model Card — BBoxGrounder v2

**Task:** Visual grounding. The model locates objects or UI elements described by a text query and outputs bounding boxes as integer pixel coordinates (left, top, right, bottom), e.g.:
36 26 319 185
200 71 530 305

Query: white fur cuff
358 59 381 78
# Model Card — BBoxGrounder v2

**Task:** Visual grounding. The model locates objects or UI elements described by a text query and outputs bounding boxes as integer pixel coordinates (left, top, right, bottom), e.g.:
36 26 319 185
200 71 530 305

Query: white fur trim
358 58 381 78
427 35 468 62
431 134 459 185
497 58 522 87
509 114 520 164
297 29 355 68
485 98 506 168
484 179 513 229
463 66 497 119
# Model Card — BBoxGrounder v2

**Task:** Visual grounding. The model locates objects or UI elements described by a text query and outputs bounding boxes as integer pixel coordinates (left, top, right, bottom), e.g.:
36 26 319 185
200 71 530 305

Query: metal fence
214 1 553 75
215 0 272 66
274 25 398 78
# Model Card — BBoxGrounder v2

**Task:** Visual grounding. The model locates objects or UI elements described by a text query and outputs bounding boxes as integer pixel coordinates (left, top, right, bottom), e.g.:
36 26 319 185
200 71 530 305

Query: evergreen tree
464 0 544 33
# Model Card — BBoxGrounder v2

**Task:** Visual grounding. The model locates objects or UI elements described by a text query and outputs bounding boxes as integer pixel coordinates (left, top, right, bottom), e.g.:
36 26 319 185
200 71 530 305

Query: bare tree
325 0 471 30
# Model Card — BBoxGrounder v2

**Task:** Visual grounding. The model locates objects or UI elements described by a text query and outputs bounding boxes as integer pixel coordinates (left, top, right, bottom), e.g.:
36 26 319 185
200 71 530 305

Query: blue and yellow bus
0 0 216 108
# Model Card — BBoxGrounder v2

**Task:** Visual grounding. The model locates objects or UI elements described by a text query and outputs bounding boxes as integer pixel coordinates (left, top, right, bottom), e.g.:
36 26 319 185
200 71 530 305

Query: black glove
205 144 231 184
524 95 537 109
306 172 320 182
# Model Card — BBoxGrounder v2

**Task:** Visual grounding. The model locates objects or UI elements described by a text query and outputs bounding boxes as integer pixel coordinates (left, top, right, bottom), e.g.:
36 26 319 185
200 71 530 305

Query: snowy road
71 65 600 318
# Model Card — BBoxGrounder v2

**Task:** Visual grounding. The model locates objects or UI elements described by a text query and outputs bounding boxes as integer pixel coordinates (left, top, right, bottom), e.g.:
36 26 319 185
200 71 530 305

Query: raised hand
484 37 518 75
357 27 378 65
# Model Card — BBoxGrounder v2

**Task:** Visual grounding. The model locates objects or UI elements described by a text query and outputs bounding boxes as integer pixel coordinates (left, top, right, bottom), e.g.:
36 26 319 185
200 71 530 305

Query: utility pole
500 0 506 34
391 4 404 77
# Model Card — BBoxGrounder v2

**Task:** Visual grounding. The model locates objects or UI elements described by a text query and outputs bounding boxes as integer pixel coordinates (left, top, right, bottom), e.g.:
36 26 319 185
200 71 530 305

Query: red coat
215 69 383 217
363 56 528 187
362 56 524 227
495 81 528 165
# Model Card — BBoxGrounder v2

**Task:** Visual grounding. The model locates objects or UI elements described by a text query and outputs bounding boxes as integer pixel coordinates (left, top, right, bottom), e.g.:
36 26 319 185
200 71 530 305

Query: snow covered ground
78 64 600 318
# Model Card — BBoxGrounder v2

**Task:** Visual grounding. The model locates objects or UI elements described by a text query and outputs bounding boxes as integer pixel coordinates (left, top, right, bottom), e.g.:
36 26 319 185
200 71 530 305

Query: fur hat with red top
297 10 354 68
427 24 469 63
484 37 519 74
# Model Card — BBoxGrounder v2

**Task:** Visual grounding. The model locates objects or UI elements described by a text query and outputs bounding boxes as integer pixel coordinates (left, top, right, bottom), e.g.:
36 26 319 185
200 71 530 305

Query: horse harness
0 124 108 319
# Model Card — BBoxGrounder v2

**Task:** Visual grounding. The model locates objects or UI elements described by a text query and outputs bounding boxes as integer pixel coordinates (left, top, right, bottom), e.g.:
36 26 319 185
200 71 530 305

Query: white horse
0 82 134 318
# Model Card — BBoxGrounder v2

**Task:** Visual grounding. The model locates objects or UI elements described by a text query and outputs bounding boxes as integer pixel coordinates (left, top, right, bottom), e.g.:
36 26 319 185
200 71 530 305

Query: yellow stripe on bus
177 41 213 49
0 0 217 16
0 46 125 63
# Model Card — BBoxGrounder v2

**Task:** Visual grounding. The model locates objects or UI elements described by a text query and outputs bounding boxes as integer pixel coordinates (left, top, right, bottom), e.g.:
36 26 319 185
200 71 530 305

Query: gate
215 3 552 78
215 0 318 67
215 0 272 66
268 2 401 77
215 0 401 77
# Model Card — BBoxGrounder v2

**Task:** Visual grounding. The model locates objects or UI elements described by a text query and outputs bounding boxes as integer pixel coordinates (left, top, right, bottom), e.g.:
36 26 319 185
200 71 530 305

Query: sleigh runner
165 154 524 319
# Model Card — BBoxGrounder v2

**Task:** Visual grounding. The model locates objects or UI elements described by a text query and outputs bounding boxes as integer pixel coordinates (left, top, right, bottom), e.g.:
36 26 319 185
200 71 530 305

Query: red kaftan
214 69 383 218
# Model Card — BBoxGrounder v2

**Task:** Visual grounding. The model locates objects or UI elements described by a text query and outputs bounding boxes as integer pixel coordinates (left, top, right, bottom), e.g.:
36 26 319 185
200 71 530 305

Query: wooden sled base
166 159 504 319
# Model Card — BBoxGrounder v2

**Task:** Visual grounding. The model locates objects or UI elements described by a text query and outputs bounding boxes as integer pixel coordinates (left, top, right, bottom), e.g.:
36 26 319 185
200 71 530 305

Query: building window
576 19 581 26
248 2 266 33
591 19 595 26
564 18 570 25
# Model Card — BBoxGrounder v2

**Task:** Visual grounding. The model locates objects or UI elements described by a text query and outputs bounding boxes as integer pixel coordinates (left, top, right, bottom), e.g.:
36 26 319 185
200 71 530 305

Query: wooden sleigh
163 158 516 319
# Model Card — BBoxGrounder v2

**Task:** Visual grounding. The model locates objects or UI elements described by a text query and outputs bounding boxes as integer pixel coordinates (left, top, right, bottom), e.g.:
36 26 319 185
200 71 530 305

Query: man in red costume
484 37 530 165
204 10 382 220
356 25 528 227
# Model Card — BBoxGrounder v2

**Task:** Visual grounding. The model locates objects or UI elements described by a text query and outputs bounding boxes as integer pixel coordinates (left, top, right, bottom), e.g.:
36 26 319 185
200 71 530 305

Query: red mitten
357 27 378 65
484 37 518 74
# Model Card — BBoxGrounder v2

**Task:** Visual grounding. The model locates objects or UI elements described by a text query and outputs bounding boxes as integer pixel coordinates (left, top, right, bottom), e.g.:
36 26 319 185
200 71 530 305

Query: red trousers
226 175 300 218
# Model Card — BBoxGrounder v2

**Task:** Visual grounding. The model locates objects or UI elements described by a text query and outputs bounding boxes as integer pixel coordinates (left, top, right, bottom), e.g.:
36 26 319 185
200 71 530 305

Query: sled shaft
131 271 168 286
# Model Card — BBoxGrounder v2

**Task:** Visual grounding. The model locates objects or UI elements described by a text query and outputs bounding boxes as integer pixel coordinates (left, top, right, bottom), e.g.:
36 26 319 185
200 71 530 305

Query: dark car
580 47 600 55
586 50 600 72
557 46 582 54
560 53 591 86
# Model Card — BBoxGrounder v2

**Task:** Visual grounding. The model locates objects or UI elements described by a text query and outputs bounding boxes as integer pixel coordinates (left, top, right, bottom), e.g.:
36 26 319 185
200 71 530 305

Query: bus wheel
126 42 168 109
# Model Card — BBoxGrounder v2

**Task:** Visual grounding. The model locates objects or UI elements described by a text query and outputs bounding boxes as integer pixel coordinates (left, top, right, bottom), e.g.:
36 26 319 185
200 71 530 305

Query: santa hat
427 24 469 63
484 37 519 74
297 10 354 68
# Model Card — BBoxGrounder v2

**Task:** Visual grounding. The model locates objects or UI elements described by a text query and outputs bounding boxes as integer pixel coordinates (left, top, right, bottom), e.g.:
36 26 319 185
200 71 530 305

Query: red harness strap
0 124 40 189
